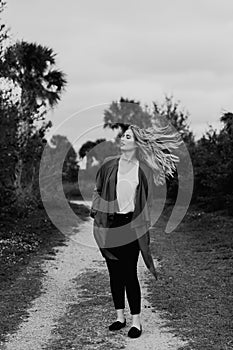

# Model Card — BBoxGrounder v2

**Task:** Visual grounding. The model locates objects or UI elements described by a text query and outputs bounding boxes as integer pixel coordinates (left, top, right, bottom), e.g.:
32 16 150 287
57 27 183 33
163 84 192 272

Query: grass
1 197 233 349
147 205 233 350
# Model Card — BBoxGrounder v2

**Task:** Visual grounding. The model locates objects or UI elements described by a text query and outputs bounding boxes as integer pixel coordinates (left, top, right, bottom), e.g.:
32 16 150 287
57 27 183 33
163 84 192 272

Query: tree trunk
14 157 23 195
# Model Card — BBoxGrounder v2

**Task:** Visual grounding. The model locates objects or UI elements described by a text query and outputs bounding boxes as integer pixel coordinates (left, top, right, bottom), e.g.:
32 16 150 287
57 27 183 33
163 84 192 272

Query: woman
90 123 181 338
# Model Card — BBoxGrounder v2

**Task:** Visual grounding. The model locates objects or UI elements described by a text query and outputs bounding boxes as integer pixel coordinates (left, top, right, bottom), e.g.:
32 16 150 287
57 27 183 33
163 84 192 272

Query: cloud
4 0 233 143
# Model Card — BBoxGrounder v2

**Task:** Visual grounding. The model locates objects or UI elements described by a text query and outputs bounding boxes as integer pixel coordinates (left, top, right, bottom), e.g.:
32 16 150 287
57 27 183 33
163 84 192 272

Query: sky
2 0 233 153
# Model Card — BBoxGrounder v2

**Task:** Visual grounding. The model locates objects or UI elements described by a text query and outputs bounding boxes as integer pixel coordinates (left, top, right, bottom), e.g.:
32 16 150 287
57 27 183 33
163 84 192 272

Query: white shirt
116 159 139 213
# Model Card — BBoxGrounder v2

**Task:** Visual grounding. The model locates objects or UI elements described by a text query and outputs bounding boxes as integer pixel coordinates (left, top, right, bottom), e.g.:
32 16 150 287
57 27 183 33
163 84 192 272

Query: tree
2 41 66 116
79 140 98 170
0 0 18 210
91 139 119 164
218 112 233 212
49 135 79 183
151 95 195 201
103 97 152 134
152 95 195 146
220 112 233 136
21 121 51 191
79 138 119 169
1 40 67 194
0 3 67 216
193 126 220 199
0 92 19 208
39 135 79 204
192 115 233 214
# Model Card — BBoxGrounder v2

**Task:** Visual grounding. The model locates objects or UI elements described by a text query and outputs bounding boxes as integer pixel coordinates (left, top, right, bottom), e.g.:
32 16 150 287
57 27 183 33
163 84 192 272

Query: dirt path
2 202 188 350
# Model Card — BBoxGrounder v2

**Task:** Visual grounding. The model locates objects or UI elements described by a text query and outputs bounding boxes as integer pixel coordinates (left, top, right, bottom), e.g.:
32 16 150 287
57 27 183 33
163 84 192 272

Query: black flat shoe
128 325 142 338
109 319 126 331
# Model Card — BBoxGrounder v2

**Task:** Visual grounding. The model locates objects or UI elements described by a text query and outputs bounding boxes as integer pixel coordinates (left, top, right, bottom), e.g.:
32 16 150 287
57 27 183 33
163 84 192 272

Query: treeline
78 97 233 215
192 113 233 213
0 1 78 218
1 0 232 219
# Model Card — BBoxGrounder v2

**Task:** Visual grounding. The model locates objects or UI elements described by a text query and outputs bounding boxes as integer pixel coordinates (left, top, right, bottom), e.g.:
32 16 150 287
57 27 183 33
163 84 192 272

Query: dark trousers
105 212 141 315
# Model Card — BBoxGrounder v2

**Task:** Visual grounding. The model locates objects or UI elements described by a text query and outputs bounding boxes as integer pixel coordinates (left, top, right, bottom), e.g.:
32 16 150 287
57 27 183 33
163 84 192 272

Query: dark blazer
90 155 157 274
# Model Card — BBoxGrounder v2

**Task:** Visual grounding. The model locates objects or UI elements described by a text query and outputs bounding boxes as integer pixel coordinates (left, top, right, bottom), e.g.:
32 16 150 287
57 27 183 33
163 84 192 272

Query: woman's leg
105 258 126 322
105 212 141 328
123 240 142 329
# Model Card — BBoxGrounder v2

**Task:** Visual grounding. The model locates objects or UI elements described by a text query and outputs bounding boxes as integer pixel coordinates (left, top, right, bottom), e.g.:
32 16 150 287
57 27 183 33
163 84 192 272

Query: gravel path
3 221 99 350
3 202 188 350
124 256 187 350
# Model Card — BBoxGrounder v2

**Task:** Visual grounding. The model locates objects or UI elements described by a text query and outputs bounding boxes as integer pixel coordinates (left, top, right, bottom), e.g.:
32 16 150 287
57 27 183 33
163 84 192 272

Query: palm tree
1 40 67 194
3 40 67 118
221 112 233 136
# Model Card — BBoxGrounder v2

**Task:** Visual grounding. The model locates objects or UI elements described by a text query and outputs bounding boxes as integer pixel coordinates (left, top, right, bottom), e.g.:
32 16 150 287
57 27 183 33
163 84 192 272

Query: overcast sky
3 0 233 151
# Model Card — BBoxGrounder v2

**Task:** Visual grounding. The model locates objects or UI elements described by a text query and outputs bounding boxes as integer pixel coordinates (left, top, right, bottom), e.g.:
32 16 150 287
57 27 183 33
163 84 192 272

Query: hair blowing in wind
130 124 183 186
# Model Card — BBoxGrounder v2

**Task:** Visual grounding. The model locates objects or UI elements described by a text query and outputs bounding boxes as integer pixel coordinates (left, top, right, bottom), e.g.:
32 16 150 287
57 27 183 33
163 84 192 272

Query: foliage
0 4 67 217
1 41 67 192
152 95 196 201
192 114 233 214
152 95 195 146
2 41 66 116
48 135 79 183
79 140 98 169
77 95 233 215
0 92 19 207
103 97 152 133
39 135 79 205
2 0 232 218
101 96 195 202
79 138 119 169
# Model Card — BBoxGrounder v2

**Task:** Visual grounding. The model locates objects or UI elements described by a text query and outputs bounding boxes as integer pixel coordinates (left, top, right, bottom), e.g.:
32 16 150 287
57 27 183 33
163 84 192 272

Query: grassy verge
0 202 89 343
147 205 233 350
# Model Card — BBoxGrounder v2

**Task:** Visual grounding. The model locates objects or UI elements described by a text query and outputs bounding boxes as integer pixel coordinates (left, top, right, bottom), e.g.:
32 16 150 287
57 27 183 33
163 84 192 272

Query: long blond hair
129 124 182 185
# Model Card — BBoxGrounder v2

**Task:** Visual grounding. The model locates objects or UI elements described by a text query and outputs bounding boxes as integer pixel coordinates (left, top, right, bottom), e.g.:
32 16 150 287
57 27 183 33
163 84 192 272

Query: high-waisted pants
104 212 141 315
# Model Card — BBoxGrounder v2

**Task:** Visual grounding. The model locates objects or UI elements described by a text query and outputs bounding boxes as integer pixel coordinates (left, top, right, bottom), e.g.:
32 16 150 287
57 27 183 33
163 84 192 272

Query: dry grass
147 205 233 350
1 200 233 349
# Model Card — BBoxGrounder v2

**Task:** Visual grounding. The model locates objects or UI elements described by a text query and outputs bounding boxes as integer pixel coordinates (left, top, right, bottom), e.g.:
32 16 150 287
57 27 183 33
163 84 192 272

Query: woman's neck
120 150 137 163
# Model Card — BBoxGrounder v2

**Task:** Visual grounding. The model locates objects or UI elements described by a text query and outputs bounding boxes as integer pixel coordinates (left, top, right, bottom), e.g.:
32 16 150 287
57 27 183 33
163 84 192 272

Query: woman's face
120 128 137 151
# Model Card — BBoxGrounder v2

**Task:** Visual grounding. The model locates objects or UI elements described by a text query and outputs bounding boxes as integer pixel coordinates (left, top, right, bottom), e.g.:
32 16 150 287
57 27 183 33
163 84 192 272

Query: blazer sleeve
90 165 103 218
137 229 158 278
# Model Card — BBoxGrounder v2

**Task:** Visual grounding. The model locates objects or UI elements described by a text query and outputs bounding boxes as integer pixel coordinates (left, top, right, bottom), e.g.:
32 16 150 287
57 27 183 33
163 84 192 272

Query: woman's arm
90 166 103 218
90 156 118 217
